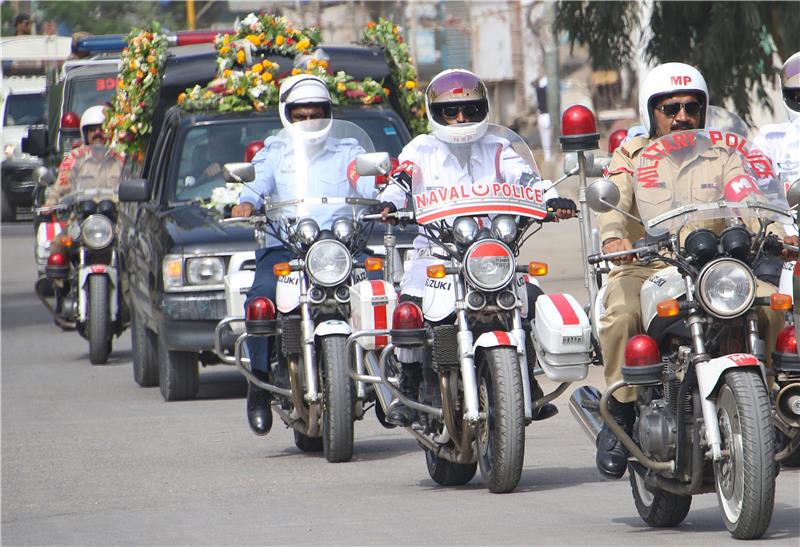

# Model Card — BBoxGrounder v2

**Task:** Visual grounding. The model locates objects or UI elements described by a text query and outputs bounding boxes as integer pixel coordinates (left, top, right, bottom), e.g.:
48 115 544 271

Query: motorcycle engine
637 399 677 461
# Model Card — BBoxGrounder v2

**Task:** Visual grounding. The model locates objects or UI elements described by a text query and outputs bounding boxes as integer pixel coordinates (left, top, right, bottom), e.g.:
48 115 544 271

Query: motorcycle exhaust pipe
568 386 604 442
776 382 800 427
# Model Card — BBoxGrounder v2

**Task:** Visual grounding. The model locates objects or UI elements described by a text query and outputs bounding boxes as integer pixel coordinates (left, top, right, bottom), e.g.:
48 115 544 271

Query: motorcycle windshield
705 106 751 138
633 129 792 236
409 124 548 225
262 119 379 225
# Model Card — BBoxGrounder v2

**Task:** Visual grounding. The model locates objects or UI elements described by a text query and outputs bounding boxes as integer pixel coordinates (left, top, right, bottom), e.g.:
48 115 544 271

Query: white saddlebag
349 279 397 350
532 293 592 381
35 221 64 274
224 252 256 334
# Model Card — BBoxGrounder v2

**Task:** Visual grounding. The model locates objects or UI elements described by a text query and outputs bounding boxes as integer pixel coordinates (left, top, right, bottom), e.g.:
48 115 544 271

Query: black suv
118 106 410 400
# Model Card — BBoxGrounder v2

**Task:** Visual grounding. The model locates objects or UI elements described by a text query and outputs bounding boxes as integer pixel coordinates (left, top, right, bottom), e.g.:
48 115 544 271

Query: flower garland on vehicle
361 18 427 136
103 24 168 159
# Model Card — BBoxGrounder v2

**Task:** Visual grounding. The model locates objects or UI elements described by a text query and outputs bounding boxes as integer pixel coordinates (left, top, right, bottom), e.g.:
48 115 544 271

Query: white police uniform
754 119 800 236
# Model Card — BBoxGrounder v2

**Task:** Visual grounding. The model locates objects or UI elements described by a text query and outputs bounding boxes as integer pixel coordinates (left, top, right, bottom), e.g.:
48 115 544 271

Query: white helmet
425 69 489 144
780 51 800 123
638 62 708 136
277 74 332 146
80 105 106 144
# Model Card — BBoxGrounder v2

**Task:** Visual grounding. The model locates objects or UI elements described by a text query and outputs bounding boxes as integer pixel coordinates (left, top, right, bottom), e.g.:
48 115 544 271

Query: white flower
241 13 258 27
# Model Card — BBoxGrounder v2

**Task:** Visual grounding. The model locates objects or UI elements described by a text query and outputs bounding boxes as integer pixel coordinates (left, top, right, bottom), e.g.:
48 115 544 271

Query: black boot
595 397 635 479
530 378 558 421
386 363 421 427
246 371 273 436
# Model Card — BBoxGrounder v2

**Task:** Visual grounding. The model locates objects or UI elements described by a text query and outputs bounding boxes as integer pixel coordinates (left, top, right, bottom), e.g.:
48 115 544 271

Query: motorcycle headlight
295 218 319 246
453 217 479 246
332 217 355 243
81 214 114 250
186 256 225 286
306 240 352 287
464 240 515 291
491 215 517 244
696 258 756 319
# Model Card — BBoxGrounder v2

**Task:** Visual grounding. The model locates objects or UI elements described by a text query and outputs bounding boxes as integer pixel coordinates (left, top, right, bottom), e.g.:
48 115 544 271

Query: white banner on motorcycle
413 181 548 224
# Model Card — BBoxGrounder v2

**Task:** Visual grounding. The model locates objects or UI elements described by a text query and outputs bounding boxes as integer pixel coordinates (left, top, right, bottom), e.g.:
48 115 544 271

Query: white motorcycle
569 127 796 539
346 124 592 493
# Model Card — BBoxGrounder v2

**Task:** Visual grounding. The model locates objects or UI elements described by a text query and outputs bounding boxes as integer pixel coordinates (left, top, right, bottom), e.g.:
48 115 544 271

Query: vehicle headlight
464 240 515 291
332 217 355 243
295 218 319 246
186 256 225 285
453 216 479 246
306 240 351 287
80 214 114 249
491 215 517 244
696 258 756 318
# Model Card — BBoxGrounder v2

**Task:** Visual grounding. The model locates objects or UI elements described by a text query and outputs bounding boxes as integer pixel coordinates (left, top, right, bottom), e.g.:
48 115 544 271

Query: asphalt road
2 220 798 546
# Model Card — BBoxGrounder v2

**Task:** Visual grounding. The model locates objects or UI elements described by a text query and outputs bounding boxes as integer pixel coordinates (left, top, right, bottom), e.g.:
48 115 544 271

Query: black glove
546 197 577 213
370 201 397 216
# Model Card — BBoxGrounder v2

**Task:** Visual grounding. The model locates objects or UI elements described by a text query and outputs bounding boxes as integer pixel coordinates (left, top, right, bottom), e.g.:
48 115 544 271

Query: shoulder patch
620 136 649 158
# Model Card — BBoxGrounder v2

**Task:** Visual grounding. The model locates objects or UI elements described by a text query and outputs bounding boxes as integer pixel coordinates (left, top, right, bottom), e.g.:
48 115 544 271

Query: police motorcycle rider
230 75 376 435
595 62 799 479
374 68 577 427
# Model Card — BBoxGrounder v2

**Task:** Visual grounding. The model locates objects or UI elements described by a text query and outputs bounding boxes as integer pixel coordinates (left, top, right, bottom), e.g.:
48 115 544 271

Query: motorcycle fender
314 319 352 338
697 353 761 399
78 266 118 322
276 271 302 313
473 331 520 353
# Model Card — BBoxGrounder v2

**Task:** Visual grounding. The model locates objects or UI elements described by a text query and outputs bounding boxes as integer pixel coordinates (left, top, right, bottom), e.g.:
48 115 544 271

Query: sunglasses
441 104 481 119
654 101 703 117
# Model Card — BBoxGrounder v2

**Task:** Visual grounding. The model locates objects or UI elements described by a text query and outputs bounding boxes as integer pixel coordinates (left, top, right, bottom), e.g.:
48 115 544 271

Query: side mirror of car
119 178 150 202
585 178 621 212
786 178 800 211
223 162 255 183
21 126 49 158
34 166 55 186
356 152 392 176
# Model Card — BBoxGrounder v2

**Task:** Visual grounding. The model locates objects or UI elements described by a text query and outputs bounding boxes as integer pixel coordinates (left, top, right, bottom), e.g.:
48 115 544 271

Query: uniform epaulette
619 136 649 159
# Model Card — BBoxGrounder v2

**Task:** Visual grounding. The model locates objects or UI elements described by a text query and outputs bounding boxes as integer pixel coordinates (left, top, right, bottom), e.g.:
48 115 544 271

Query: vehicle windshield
3 92 46 126
65 75 118 118
633 129 792 236
263 119 379 226
410 124 547 225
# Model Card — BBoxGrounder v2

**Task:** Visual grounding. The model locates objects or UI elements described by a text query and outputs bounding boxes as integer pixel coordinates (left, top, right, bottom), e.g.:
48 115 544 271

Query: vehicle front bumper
158 291 228 352
1 158 40 206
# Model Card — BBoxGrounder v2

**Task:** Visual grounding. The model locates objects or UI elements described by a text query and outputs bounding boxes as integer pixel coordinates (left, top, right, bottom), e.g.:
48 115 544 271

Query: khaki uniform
598 136 785 403
45 145 124 207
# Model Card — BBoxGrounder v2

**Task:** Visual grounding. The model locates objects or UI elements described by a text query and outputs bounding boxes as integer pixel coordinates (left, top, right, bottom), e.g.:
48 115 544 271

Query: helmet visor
427 71 487 105
783 88 800 114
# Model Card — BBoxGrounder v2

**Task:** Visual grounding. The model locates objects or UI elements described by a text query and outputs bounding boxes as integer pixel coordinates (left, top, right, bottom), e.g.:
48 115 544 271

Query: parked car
1 76 47 221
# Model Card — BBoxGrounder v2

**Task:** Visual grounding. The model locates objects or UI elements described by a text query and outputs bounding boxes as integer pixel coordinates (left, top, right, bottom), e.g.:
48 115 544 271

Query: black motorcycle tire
88 275 110 365
294 430 323 452
131 309 158 387
157 336 199 401
320 335 354 463
425 449 477 486
629 463 691 527
715 369 775 540
476 347 525 493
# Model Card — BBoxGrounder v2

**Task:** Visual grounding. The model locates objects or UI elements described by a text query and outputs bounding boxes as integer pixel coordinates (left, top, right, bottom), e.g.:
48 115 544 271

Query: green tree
34 1 188 36
555 1 800 124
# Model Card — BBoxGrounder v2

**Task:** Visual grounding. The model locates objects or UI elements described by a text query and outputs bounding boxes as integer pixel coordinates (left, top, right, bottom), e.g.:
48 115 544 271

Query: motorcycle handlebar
587 245 657 265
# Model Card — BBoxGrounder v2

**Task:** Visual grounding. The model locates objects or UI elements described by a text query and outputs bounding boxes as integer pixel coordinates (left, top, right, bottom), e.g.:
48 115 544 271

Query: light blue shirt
239 134 376 247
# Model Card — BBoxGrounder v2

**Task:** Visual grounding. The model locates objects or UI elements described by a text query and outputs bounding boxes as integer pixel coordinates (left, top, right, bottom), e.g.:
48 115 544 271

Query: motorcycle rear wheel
714 369 775 540
476 347 525 493
320 335 354 463
629 463 691 527
425 449 477 486
88 275 110 365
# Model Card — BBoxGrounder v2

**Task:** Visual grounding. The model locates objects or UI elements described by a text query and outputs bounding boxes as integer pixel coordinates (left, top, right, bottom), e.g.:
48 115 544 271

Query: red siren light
560 104 600 152
244 141 265 163
608 128 628 155
61 112 80 130
392 301 423 330
624 335 661 367
246 297 276 321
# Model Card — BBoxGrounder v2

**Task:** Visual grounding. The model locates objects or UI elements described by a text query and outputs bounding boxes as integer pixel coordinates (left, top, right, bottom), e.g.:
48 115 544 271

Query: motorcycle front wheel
714 369 775 539
88 275 111 365
320 335 354 463
476 347 525 493
629 462 691 527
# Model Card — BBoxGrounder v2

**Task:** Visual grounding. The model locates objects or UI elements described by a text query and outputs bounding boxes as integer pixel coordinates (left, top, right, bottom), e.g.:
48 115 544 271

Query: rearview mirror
119 178 150 202
223 162 255 183
21 126 49 158
356 152 391 176
786 178 800 211
585 178 620 212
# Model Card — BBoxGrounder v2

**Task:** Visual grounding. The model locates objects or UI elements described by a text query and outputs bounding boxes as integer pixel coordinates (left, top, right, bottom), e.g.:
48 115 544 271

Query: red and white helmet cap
425 69 490 144
780 51 800 123
638 62 708 136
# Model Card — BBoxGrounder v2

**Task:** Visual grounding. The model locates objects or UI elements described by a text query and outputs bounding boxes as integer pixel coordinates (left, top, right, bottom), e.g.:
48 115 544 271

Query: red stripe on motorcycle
45 222 55 241
726 353 759 366
548 294 579 325
90 265 107 274
370 280 388 347
494 331 511 345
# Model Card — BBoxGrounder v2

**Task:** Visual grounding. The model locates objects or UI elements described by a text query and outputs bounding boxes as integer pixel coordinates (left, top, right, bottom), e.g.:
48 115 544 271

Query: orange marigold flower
383 87 390 96
150 66 157 75
291 68 302 75
220 46 230 55
137 70 145 79
336 82 347 93
223 69 232 78
261 72 273 83
296 39 311 51
318 59 328 69
236 50 245 64
223 35 230 45
246 34 261 46
404 80 416 89
146 55 155 63
275 35 285 46
367 21 376 29
178 92 186 104
251 63 263 74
